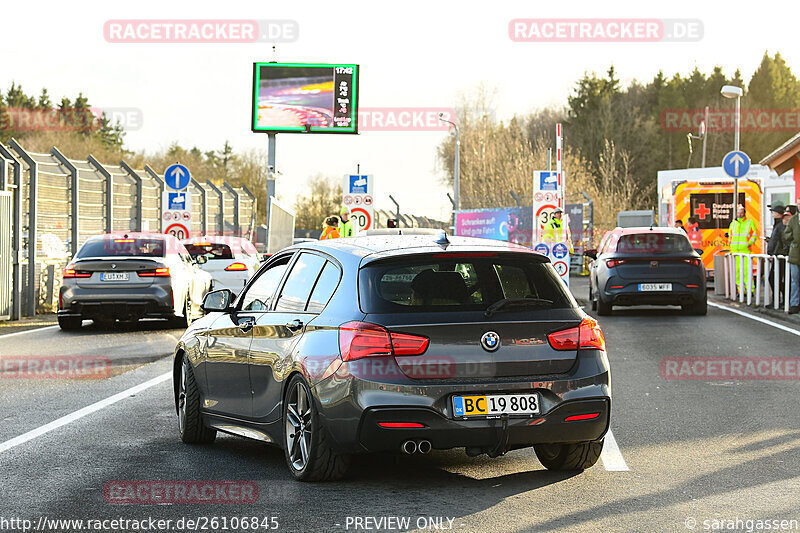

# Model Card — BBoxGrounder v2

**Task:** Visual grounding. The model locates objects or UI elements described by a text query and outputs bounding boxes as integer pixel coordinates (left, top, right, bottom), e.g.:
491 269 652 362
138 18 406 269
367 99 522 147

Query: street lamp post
438 113 460 232
721 85 744 210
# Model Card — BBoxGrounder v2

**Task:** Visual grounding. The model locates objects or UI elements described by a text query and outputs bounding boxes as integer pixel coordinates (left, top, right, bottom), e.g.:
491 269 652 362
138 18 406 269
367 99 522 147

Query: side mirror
202 289 234 313
261 253 272 262
584 249 598 260
194 255 208 265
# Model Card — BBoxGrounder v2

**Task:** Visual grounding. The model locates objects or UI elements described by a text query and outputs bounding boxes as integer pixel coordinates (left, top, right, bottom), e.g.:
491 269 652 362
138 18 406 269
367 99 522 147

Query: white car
182 236 261 295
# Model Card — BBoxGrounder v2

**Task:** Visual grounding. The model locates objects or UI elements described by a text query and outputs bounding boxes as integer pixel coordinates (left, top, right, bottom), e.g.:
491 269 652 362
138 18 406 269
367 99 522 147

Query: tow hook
487 413 510 458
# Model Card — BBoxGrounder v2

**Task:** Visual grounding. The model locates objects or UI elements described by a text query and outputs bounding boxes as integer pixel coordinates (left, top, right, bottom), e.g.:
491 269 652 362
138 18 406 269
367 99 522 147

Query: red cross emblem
695 203 710 220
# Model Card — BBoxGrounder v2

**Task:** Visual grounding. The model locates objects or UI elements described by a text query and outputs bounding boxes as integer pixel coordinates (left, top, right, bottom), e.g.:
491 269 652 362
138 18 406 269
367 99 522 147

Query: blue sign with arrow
722 150 750 178
165 164 191 190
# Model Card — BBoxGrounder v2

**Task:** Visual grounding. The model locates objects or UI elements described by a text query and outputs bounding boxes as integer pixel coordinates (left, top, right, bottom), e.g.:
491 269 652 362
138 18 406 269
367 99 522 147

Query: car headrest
410 270 468 304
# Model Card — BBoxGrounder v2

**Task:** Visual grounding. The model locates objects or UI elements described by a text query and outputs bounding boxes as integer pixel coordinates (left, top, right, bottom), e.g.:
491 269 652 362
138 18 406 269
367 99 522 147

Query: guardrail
721 252 791 313
0 138 257 318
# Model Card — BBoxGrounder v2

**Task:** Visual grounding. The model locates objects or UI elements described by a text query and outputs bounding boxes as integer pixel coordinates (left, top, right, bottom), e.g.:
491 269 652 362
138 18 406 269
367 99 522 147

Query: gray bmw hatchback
173 234 611 481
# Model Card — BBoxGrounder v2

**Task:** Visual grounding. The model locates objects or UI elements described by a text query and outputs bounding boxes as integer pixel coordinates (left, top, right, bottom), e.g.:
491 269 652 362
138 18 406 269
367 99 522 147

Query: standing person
338 207 355 238
320 216 340 240
728 204 758 293
543 208 573 252
781 201 800 314
764 204 787 308
686 216 703 255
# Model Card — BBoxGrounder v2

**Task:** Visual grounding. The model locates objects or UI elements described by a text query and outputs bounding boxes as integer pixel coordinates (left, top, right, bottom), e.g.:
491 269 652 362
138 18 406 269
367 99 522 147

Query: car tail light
339 321 429 362
113 238 135 243
548 317 606 352
138 267 170 277
432 252 498 259
606 259 626 268
63 265 91 278
565 413 600 422
225 262 248 271
684 258 702 267
377 422 426 428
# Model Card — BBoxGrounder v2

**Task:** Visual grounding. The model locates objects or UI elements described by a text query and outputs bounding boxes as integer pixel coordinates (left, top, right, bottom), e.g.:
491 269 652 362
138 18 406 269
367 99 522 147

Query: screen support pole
266 133 276 240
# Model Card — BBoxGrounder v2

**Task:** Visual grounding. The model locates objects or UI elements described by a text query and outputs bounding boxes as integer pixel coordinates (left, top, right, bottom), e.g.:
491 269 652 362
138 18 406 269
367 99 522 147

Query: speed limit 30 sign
165 222 190 240
350 207 372 231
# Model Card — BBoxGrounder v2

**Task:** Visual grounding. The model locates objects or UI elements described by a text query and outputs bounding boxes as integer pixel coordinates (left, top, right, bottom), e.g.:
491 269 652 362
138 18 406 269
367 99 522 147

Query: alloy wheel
285 382 313 472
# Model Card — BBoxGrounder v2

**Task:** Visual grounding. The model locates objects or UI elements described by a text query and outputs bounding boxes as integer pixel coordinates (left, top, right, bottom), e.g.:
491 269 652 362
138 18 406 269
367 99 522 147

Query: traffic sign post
163 164 192 238
342 174 374 233
722 150 750 215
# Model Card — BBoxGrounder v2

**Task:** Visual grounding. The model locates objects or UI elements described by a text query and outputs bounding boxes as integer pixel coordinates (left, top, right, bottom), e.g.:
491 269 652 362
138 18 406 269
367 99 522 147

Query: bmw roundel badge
481 331 500 352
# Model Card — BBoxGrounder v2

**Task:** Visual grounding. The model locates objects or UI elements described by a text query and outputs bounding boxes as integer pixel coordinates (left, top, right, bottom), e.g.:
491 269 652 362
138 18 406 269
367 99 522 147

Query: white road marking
708 302 800 337
0 372 171 454
0 325 60 339
601 429 629 471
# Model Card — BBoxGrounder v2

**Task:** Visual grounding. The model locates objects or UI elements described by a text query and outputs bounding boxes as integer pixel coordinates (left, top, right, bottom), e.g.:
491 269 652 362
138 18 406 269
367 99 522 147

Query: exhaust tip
401 440 417 455
417 440 432 454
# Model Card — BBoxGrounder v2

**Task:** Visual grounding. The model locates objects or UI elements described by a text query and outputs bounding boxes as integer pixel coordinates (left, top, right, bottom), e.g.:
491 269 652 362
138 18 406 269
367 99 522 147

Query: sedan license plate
101 272 129 281
453 393 540 418
638 283 672 291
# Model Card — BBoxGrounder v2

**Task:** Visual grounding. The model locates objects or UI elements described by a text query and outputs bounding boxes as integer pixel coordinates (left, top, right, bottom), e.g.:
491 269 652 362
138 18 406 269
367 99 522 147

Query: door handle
285 319 304 332
238 318 255 332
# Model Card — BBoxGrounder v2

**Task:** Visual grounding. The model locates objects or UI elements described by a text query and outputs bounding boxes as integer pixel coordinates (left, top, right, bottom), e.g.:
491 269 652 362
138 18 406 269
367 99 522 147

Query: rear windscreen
616 233 692 254
359 254 575 313
184 243 234 260
76 238 165 258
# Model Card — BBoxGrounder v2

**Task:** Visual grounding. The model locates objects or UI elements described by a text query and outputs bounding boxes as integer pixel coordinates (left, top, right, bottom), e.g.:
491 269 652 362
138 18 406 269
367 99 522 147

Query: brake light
225 262 248 271
193 242 212 246
548 317 606 352
684 258 702 267
113 238 135 243
339 321 429 362
138 267 170 277
606 259 626 268
63 265 91 278
432 252 498 258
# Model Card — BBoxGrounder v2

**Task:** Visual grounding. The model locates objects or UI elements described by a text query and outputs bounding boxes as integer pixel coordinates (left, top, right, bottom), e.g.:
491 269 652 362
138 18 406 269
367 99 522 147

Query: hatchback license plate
453 393 540 417
638 283 671 291
101 272 129 281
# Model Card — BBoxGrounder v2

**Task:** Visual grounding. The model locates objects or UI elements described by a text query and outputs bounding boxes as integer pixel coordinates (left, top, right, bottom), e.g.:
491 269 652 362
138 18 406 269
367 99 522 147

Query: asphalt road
1 285 800 533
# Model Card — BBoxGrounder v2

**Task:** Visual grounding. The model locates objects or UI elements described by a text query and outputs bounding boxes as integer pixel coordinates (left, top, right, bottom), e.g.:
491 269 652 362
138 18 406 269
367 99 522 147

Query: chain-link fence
0 139 257 318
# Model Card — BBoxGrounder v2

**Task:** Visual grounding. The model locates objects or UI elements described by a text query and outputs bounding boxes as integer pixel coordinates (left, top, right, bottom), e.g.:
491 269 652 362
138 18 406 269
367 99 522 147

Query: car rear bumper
311 349 611 454
358 398 609 453
603 282 706 306
58 285 175 319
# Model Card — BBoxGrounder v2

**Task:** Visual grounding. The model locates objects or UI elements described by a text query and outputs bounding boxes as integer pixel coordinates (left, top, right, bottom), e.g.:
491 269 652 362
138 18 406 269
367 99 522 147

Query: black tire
597 297 612 316
58 316 82 330
683 297 708 316
283 375 350 481
176 354 216 444
535 440 604 471
589 283 597 311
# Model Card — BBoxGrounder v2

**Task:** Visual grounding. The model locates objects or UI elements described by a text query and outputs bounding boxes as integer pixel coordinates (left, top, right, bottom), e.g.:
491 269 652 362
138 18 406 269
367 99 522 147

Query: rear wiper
485 298 553 317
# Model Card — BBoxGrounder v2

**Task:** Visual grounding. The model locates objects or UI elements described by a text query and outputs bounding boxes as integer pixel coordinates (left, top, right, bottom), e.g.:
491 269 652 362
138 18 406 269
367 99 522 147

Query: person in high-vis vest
728 204 757 292
542 208 574 253
338 206 356 238
320 216 340 240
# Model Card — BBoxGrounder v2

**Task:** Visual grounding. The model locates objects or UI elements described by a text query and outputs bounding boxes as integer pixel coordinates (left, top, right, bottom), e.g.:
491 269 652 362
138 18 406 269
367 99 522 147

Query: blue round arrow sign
722 150 750 178
165 164 191 190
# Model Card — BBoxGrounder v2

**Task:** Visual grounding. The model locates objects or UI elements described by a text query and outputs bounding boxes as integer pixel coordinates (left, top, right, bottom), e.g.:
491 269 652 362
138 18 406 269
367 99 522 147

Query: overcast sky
2 0 797 220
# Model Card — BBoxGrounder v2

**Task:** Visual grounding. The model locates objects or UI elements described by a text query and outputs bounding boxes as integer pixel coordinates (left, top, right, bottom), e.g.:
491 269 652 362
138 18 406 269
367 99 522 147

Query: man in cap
338 206 356 238
765 203 788 308
543 207 573 253
781 200 800 314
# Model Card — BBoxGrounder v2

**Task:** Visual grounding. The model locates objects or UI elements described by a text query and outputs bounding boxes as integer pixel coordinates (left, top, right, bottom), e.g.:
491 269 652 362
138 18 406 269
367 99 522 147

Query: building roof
759 132 800 175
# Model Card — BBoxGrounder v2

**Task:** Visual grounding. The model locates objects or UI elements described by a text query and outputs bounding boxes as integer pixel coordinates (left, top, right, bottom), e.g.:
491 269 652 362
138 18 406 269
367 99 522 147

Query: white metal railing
722 252 791 313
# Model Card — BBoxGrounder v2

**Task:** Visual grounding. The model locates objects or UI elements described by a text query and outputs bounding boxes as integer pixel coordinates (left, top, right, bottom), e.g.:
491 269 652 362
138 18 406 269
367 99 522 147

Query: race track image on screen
252 62 358 133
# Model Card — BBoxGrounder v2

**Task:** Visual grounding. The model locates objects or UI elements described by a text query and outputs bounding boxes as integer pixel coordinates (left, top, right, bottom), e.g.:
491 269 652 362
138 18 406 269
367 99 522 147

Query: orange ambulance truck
664 179 763 276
